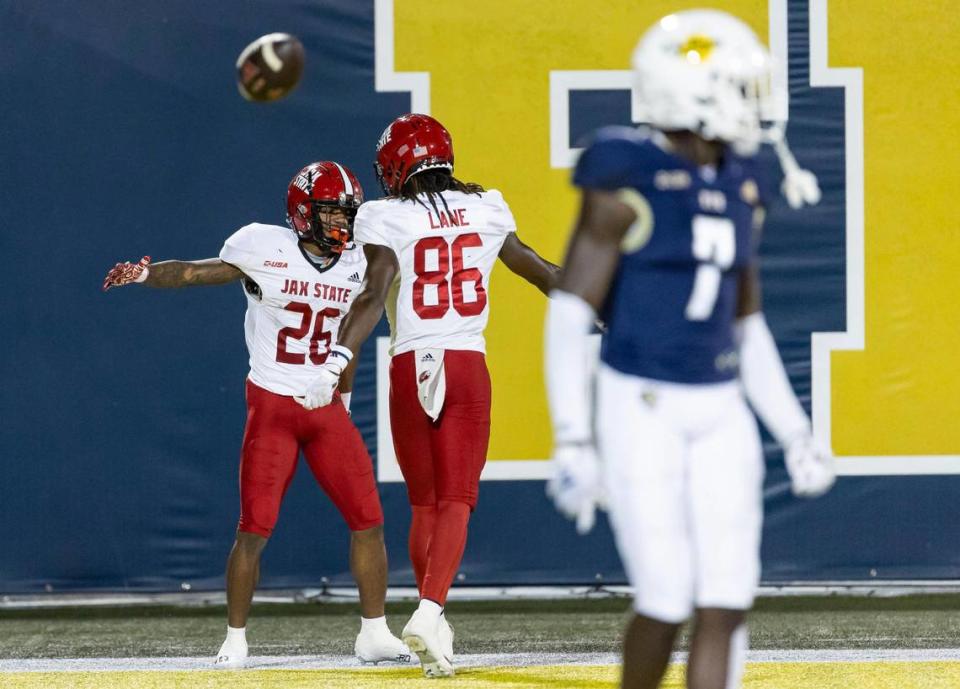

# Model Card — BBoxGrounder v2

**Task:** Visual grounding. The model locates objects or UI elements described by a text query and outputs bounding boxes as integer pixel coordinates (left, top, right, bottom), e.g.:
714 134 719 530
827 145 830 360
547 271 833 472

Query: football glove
547 442 604 535
103 256 151 291
784 433 835 498
295 345 353 410
295 365 341 410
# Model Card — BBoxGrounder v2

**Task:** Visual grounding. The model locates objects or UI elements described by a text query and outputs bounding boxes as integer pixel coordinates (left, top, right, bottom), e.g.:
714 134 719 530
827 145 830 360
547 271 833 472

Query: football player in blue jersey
545 10 834 689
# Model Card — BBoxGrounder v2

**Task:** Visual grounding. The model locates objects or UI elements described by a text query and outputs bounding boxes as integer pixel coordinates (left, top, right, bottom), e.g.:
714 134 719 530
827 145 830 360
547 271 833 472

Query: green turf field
1 594 959 659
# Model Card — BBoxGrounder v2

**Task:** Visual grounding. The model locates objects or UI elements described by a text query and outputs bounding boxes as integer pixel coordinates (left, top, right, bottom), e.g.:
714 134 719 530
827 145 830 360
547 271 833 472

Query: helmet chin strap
765 125 822 209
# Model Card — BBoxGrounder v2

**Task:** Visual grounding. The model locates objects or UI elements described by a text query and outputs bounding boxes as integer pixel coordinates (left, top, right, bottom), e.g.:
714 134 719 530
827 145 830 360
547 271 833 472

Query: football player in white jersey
103 161 410 668
297 114 559 677
545 12 834 689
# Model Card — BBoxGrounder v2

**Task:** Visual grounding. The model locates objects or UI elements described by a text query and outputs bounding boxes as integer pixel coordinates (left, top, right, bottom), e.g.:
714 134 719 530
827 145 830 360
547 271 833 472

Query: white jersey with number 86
353 190 516 355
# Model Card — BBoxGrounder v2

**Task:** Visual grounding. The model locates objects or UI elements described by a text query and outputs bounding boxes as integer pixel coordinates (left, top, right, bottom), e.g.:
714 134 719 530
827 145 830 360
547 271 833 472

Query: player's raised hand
784 434 835 498
103 256 151 291
547 442 605 535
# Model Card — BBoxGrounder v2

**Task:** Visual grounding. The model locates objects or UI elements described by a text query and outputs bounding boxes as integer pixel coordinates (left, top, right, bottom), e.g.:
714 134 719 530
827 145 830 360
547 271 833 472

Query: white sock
361 615 389 633
226 626 246 642
725 624 748 689
417 599 443 618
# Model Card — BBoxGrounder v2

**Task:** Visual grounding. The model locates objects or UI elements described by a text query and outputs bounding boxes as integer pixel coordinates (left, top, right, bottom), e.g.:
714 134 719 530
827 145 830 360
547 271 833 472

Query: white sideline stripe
3 649 960 673
10 582 960 610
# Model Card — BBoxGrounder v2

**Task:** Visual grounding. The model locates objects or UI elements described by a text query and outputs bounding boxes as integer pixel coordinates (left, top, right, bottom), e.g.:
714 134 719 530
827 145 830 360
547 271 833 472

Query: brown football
236 33 305 102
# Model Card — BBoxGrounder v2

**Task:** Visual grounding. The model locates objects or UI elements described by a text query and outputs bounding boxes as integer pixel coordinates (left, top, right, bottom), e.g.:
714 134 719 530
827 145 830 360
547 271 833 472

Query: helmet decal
374 113 454 195
678 34 716 64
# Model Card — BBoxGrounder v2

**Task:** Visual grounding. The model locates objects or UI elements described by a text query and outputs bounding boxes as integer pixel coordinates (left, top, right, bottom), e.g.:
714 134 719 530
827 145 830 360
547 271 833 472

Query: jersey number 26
276 302 340 365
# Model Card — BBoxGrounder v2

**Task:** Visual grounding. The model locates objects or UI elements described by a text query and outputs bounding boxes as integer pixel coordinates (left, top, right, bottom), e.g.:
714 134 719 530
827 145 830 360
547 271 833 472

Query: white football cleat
354 627 412 665
402 607 455 678
438 614 454 664
214 634 248 668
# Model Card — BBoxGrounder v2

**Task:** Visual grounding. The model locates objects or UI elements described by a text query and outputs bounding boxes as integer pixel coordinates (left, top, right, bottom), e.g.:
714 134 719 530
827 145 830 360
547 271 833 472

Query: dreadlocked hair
398 169 484 217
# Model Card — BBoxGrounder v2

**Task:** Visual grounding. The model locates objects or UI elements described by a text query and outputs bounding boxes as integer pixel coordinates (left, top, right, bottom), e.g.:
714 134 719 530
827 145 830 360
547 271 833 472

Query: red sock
420 500 470 606
409 505 437 594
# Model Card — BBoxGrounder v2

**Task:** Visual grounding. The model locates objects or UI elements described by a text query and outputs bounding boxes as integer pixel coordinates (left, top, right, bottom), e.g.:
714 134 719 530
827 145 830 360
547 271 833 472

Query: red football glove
103 256 151 291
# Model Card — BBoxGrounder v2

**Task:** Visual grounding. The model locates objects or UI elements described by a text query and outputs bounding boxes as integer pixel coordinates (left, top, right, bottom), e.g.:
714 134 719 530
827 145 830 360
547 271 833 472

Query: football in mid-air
236 33 305 102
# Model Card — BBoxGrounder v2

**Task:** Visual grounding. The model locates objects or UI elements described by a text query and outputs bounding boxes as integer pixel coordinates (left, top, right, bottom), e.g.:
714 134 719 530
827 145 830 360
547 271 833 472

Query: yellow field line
3 662 959 689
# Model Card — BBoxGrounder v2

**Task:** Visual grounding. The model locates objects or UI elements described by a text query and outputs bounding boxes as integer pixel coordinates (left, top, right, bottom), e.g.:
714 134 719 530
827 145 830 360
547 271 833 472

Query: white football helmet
631 9 785 155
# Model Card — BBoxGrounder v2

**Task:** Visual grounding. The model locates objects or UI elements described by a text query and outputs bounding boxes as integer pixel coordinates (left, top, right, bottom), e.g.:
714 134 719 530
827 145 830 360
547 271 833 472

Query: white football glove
547 442 605 535
295 365 341 410
784 433 835 498
295 345 353 410
781 167 822 210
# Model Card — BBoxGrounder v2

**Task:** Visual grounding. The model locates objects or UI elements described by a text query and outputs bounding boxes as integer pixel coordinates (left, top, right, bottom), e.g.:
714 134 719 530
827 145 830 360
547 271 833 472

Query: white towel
414 348 446 421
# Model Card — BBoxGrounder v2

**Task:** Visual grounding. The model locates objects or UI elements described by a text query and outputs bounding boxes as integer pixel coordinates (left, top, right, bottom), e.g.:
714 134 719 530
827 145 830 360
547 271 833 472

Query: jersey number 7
412 233 487 319
684 215 736 321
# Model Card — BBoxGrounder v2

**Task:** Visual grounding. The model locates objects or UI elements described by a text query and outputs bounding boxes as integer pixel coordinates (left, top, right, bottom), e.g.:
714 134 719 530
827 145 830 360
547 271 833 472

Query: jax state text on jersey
279 278 354 302
219 222 367 397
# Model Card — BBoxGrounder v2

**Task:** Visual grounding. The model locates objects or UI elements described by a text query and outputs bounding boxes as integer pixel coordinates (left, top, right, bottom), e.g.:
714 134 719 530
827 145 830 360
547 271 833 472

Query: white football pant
596 363 764 623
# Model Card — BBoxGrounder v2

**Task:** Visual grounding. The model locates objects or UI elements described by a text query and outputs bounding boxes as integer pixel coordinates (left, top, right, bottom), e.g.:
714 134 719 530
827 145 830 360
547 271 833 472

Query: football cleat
439 614 455 664
402 607 455 678
214 634 248 669
354 627 413 665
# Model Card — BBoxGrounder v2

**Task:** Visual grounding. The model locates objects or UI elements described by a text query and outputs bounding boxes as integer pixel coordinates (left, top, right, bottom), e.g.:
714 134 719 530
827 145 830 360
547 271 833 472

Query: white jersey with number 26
353 190 516 354
219 223 366 397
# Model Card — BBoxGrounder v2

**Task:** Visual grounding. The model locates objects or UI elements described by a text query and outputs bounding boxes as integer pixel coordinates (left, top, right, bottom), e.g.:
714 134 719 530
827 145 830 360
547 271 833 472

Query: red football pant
237 380 383 538
389 350 491 604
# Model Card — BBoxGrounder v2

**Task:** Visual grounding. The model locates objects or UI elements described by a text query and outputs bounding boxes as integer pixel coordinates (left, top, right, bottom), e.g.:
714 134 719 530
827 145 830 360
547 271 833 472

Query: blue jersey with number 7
573 126 769 384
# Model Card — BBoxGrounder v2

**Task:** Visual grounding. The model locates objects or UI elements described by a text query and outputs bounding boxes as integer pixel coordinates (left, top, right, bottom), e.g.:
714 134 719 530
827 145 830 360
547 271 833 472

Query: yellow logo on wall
375 0 960 477
375 0 768 480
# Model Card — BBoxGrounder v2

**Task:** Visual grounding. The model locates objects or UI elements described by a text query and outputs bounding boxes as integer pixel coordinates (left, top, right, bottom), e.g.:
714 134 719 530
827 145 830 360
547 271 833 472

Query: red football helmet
286 161 364 253
374 113 454 195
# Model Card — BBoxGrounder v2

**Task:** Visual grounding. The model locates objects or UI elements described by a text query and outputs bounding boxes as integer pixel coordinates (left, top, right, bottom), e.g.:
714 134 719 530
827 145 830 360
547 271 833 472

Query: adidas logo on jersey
420 353 435 362
348 272 361 283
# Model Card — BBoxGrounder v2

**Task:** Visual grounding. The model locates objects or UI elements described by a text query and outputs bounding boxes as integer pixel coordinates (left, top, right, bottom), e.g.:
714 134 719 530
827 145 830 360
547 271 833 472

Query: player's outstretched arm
735 265 835 498
296 245 398 411
497 233 560 296
103 257 243 290
544 189 635 534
